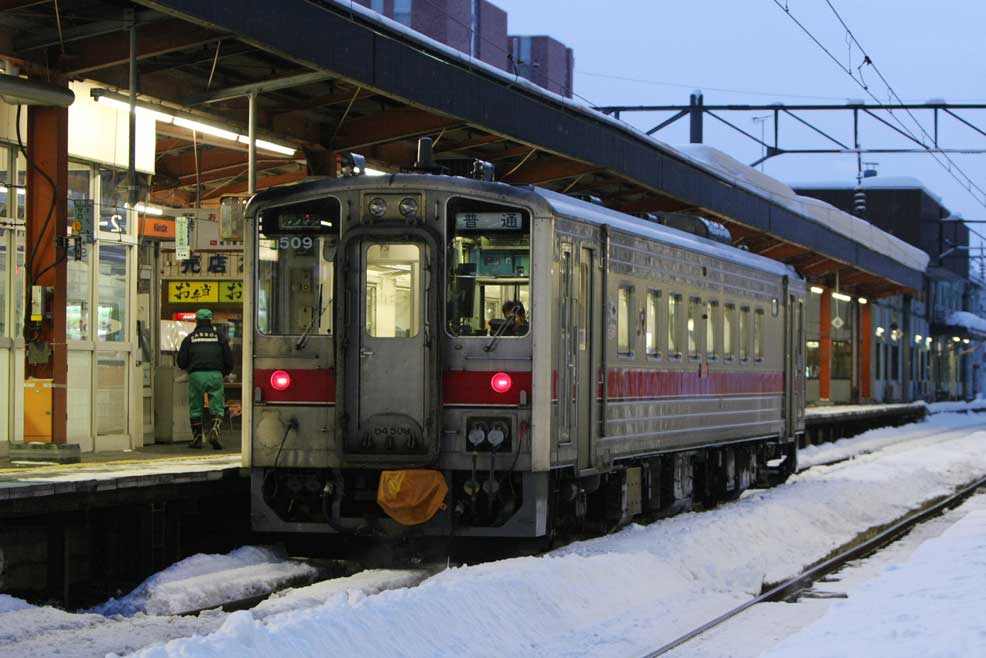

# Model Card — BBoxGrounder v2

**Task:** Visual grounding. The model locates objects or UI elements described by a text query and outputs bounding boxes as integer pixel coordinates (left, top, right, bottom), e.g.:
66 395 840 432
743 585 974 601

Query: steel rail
639 474 986 658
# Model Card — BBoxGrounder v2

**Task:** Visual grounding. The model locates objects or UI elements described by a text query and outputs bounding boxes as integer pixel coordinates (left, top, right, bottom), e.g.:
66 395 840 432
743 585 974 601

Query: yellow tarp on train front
377 469 448 526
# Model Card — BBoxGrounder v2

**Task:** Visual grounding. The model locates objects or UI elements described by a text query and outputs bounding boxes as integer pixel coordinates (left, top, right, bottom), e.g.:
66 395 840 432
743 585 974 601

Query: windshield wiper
483 314 515 352
296 283 324 350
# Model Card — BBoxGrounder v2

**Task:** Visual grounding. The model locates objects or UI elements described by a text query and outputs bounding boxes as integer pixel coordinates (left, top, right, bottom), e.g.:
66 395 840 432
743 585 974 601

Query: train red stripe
255 368 336 403
605 368 784 399
443 370 532 405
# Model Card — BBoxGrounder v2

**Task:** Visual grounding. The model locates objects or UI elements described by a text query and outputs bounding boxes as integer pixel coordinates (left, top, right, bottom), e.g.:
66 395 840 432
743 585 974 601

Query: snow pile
763 508 986 658
928 397 986 413
125 420 986 658
93 546 318 617
946 310 986 334
0 594 33 614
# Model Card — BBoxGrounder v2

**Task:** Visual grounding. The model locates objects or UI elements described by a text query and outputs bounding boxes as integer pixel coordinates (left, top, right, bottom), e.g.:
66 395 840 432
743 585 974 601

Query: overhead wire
821 0 986 205
577 71 852 102
772 0 986 212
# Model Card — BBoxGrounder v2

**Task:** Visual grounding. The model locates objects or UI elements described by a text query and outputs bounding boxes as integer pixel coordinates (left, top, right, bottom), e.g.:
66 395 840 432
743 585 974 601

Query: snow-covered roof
792 176 945 205
327 1 928 276
946 310 986 334
679 146 930 273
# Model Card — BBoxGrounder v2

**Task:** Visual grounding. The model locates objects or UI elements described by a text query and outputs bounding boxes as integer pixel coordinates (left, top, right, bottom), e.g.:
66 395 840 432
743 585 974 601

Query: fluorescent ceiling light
136 106 175 124
235 135 296 156
831 292 852 302
125 202 164 216
857 297 868 305
809 286 824 294
364 167 387 176
174 117 238 141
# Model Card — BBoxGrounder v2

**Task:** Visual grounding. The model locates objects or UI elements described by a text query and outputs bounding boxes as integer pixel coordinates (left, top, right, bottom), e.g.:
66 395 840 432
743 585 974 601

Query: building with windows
508 35 575 98
796 176 985 402
353 0 575 97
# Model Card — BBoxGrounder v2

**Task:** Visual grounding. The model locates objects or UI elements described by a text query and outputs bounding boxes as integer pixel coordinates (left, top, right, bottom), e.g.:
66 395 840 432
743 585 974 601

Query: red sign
173 312 197 321
140 216 176 239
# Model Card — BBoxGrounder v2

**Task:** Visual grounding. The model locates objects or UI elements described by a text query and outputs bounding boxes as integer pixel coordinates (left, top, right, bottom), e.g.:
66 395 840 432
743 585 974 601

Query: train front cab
248 180 551 539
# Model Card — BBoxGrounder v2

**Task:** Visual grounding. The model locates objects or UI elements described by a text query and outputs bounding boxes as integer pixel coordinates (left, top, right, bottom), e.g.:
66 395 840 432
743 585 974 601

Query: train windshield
446 197 531 337
256 197 340 335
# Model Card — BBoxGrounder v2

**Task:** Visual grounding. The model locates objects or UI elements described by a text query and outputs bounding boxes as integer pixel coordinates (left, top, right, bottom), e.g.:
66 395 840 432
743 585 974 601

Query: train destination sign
455 212 524 231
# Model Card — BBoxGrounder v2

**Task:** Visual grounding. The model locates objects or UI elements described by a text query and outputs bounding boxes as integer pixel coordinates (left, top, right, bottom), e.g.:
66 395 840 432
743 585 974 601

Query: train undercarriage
253 436 799 549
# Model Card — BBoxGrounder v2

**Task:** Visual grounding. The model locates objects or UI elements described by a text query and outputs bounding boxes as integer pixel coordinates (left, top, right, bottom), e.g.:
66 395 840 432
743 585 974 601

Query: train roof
250 174 797 278
532 187 797 279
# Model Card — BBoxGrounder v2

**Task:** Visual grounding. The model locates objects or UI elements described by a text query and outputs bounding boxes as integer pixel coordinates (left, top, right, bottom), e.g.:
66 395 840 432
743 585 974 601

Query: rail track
638 474 986 658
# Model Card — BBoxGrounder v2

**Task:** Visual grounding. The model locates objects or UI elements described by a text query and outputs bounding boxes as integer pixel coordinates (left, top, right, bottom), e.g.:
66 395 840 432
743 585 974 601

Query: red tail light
490 372 512 394
270 370 292 391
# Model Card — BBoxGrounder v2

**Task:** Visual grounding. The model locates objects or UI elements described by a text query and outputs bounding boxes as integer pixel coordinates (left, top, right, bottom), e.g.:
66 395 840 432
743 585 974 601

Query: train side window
706 301 719 360
687 297 701 360
754 308 765 361
723 303 735 361
668 294 682 358
646 290 661 358
739 306 751 361
617 285 634 356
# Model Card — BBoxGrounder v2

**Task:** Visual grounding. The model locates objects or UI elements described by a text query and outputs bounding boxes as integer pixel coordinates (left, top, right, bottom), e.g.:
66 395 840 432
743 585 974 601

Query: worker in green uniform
177 308 234 449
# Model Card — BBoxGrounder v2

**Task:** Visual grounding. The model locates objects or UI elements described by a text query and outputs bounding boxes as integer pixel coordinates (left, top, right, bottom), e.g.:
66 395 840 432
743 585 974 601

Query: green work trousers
189 371 225 421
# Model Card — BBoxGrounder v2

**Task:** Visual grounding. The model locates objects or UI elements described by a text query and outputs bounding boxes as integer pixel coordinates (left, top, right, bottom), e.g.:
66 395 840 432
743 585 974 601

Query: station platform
0 429 245 519
803 401 929 446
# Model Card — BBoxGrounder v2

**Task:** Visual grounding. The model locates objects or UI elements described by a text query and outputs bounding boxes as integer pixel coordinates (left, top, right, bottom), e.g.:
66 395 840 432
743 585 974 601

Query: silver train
247 169 806 539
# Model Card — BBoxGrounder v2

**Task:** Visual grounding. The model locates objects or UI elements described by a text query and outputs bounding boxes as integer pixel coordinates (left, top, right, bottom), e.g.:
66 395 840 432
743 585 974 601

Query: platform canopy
0 0 926 296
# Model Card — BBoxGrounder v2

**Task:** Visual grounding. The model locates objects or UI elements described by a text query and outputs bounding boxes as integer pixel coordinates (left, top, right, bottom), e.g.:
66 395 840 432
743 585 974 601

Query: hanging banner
168 280 218 303
176 215 192 260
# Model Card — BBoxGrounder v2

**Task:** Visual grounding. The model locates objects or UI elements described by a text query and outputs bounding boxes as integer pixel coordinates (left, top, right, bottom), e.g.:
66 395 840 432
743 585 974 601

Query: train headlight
467 423 488 447
490 372 512 394
270 370 292 391
399 197 419 217
368 197 387 217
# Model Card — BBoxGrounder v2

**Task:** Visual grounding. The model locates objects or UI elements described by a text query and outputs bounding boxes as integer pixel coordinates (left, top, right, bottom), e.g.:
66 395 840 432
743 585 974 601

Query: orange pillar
859 302 872 401
25 104 69 444
819 287 831 402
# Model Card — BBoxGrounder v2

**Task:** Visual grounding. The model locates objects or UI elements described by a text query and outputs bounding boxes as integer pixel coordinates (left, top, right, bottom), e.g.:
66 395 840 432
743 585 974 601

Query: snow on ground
0 594 32 613
121 414 986 658
762 501 986 658
93 546 319 617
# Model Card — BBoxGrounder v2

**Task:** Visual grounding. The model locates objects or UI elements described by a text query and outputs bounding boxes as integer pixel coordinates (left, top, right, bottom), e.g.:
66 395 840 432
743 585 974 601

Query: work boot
190 419 203 449
208 417 224 450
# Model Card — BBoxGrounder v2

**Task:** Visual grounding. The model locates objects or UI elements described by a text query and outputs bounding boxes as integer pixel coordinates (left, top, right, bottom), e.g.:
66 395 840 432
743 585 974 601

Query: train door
577 246 596 471
558 244 575 447
343 236 438 462
785 285 806 436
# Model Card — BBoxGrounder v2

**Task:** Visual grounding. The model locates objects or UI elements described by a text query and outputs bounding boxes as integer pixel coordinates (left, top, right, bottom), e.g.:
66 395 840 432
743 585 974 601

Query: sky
492 1 986 230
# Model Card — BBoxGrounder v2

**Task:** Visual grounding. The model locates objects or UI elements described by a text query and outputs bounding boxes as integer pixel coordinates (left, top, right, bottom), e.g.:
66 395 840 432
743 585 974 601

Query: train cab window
617 286 633 356
446 198 530 337
257 197 340 336
687 297 701 360
646 290 661 358
723 303 735 361
706 301 719 360
739 306 751 361
668 294 682 358
754 309 765 361
365 243 421 337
